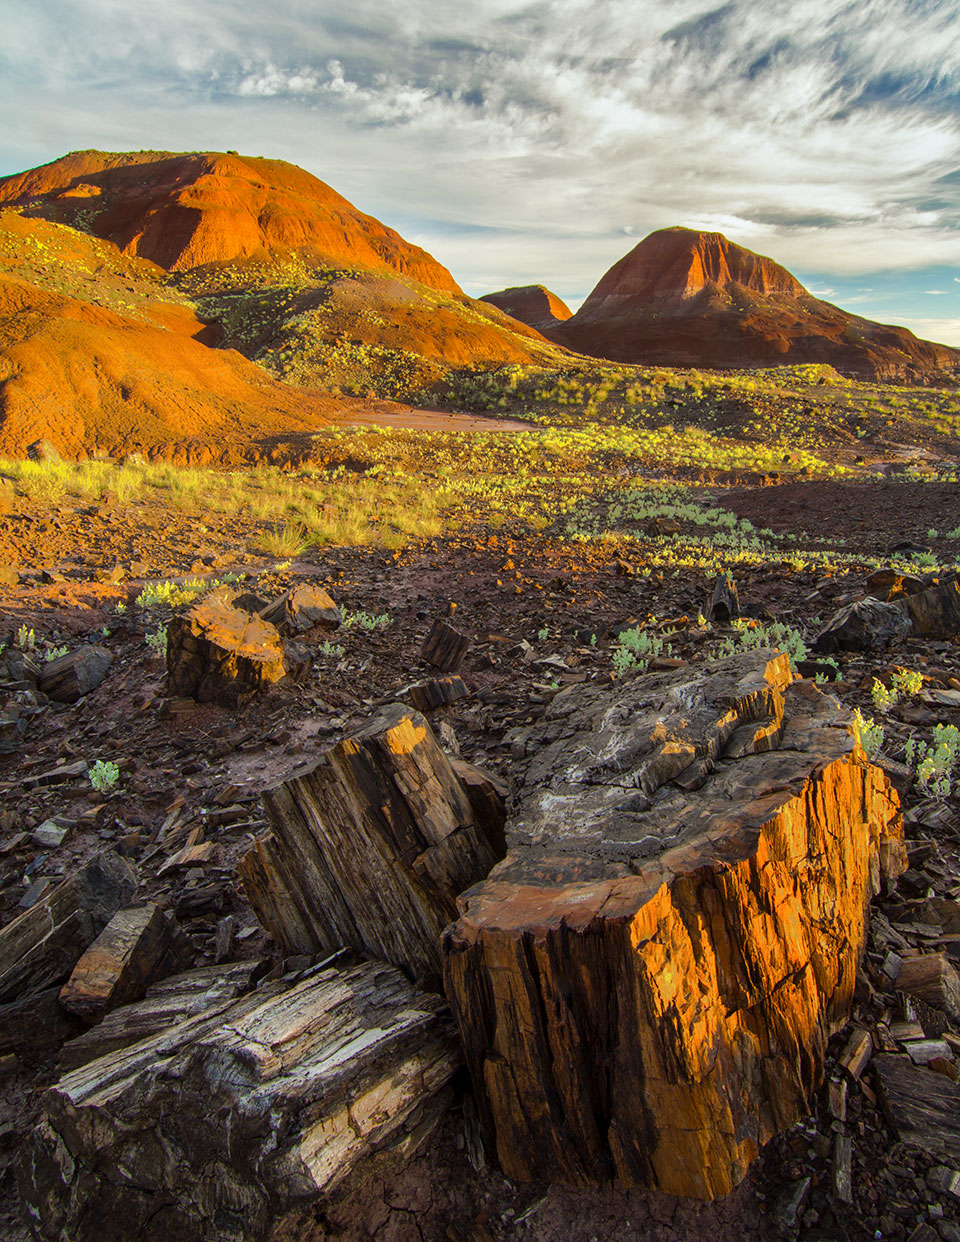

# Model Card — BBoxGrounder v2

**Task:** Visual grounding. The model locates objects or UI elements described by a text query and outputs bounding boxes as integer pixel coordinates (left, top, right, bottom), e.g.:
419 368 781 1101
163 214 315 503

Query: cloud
1 0 959 308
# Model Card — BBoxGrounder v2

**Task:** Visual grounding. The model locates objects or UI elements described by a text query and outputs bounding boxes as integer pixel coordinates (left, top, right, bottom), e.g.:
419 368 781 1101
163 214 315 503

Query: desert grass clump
257 521 308 558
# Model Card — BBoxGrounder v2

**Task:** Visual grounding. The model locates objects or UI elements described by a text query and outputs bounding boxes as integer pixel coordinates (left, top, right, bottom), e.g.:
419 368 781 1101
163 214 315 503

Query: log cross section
443 650 905 1199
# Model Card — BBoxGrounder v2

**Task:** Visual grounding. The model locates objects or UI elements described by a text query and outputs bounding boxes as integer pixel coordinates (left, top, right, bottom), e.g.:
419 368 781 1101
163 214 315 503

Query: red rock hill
480 285 573 333
551 227 960 383
0 150 460 292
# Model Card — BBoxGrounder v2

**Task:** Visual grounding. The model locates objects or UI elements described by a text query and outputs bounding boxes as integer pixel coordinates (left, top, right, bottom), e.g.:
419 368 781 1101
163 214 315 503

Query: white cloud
1 0 959 311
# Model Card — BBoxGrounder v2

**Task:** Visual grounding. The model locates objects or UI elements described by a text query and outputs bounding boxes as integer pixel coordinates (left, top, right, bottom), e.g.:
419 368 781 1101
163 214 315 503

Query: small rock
32 821 68 849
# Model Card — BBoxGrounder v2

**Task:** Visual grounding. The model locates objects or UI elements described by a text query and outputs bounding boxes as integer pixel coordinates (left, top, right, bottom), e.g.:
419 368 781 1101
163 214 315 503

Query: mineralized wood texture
23 960 461 1242
58 902 192 1024
38 645 112 703
240 705 506 980
443 650 904 1199
896 577 960 638
421 618 470 673
58 960 268 1071
875 1054 960 1161
0 850 136 1004
166 596 289 703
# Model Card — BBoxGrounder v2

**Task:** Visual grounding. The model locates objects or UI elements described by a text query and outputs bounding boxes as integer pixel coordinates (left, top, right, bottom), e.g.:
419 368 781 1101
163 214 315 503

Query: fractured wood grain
23 960 461 1242
443 650 904 1199
240 704 506 981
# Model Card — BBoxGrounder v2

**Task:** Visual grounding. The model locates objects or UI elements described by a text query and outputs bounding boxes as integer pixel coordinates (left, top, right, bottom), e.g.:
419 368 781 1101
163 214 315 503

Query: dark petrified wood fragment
421 618 470 673
23 960 461 1242
166 596 289 703
240 705 506 981
39 646 112 703
443 650 904 1199
59 902 192 1024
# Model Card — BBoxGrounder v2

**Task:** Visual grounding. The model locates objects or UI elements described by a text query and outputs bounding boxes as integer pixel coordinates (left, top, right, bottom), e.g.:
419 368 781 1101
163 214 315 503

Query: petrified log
896 577 960 639
240 705 506 981
58 902 192 1025
23 960 461 1242
443 650 904 1199
39 645 112 703
813 597 913 652
408 675 469 713
897 954 960 1021
0 850 137 1005
706 572 740 621
260 582 341 633
166 596 289 703
421 617 470 673
875 1054 960 1161
58 959 269 1071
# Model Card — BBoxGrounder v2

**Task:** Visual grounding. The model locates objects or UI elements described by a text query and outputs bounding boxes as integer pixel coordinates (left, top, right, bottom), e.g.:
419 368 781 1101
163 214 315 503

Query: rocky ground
1 471 960 1242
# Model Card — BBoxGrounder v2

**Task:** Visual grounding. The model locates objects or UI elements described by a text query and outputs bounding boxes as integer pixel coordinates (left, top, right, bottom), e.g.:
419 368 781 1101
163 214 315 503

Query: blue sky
2 0 959 343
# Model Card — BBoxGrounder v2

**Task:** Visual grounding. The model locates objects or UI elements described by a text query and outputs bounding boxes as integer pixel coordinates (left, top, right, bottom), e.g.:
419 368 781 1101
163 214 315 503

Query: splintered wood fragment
421 618 470 673
840 1029 874 1080
832 1133 853 1204
829 1077 847 1121
876 1054 960 1161
59 903 191 1025
897 954 960 1021
214 915 236 964
259 583 341 633
443 650 903 1200
39 646 112 703
240 705 506 981
58 960 267 1072
26 960 461 1242
159 841 214 874
408 676 469 713
0 850 137 1005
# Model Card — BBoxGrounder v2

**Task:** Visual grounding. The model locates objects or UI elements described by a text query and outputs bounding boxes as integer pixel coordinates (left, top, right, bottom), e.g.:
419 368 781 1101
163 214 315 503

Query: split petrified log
421 618 470 673
166 596 289 703
260 583 341 633
813 597 913 652
896 577 960 639
58 902 192 1025
39 645 112 703
875 1054 960 1161
23 960 461 1242
443 650 904 1200
897 954 960 1021
408 675 469 713
0 850 137 1005
240 705 506 981
59 959 268 1071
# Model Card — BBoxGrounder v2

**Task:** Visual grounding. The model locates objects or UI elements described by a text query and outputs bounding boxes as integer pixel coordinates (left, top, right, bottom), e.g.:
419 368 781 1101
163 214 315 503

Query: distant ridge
549 227 960 383
480 285 573 333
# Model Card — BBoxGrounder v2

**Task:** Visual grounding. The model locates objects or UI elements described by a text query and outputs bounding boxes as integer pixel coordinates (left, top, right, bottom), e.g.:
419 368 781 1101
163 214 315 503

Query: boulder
443 650 904 1199
166 596 289 703
813 596 913 652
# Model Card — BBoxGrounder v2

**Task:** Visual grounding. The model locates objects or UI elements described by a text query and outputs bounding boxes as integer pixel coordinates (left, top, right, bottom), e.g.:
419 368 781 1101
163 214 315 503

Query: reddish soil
550 227 960 383
0 269 344 458
1 476 959 1240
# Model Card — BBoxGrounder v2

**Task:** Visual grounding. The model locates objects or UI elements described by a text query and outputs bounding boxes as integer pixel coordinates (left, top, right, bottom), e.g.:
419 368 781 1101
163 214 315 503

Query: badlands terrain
0 150 959 1242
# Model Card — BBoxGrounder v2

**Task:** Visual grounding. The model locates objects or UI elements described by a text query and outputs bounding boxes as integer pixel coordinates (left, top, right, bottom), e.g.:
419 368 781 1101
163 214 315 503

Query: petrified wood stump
240 705 506 982
166 596 289 703
443 650 904 1199
22 960 461 1242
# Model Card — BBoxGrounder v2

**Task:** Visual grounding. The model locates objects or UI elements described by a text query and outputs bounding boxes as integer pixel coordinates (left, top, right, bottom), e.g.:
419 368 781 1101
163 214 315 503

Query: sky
2 0 960 344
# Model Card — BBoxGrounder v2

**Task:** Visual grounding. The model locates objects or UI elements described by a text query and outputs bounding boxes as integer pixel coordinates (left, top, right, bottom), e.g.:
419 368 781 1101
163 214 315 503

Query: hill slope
0 150 460 291
0 213 337 458
550 228 960 383
480 285 573 333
